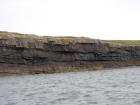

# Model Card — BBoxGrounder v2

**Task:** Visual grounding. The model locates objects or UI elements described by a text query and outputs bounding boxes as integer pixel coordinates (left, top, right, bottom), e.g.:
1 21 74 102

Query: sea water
0 67 140 105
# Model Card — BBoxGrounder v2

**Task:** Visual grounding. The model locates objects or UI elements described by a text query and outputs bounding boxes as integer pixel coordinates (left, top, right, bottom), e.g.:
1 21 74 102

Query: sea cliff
0 31 140 74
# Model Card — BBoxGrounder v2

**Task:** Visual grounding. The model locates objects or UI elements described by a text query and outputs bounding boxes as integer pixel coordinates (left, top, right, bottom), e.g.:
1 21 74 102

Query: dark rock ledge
0 31 140 74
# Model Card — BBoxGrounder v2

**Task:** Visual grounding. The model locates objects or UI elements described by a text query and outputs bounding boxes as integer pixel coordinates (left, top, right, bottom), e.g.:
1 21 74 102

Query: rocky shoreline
0 31 140 74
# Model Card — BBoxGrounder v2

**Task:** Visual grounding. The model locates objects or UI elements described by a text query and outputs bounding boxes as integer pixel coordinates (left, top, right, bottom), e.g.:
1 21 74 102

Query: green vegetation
105 40 140 46
0 31 98 44
1 31 140 46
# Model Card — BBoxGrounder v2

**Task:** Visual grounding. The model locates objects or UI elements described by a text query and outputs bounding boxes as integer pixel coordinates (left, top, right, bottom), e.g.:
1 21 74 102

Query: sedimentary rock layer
0 31 140 74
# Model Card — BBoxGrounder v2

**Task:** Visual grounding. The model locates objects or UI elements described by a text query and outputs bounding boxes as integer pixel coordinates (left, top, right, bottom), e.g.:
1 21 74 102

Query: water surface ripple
0 67 140 105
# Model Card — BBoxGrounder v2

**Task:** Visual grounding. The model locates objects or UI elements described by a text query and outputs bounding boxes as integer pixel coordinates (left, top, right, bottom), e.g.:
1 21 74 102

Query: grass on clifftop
105 40 140 46
0 31 140 46
0 31 99 44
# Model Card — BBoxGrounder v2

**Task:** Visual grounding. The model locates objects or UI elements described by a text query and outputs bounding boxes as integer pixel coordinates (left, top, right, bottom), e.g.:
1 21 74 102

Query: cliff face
0 32 140 74
0 41 140 65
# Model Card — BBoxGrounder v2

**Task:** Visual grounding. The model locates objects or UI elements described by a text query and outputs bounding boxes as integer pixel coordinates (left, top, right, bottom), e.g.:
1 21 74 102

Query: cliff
0 31 140 74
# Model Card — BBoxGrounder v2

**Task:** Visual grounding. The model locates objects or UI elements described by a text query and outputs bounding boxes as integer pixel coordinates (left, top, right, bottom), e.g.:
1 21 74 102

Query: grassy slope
105 40 140 46
0 31 99 44
0 31 140 46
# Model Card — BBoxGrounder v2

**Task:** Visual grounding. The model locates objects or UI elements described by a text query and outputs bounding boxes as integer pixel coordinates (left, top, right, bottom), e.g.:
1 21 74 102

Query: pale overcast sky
0 0 140 39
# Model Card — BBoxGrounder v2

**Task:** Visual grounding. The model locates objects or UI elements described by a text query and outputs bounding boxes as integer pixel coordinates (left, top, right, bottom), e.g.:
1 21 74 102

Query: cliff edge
0 31 140 74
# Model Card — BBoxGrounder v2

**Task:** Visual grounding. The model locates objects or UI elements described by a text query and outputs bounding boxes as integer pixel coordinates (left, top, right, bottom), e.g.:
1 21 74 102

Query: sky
0 0 140 40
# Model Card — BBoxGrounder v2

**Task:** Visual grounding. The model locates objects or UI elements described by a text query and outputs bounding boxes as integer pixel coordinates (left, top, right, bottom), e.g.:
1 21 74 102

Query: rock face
0 42 140 65
0 32 140 74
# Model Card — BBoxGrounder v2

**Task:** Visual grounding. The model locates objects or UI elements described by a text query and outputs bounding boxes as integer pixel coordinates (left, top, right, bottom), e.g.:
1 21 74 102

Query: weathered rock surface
0 31 140 74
